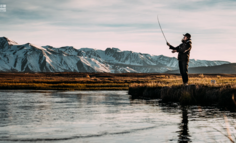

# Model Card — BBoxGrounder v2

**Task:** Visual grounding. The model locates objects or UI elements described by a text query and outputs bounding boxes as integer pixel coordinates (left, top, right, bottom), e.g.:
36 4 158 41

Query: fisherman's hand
172 50 177 53
166 42 170 46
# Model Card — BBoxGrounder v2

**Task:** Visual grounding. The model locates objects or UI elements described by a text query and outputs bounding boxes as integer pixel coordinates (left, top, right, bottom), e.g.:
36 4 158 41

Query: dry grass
0 72 236 90
129 76 236 88
128 74 236 110
129 77 236 111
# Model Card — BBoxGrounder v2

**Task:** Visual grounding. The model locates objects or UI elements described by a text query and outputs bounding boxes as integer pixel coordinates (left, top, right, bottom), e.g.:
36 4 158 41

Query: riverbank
129 83 236 111
0 72 236 90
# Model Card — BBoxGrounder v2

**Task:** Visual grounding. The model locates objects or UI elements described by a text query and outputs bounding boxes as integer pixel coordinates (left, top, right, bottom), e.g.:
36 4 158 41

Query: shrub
199 74 204 78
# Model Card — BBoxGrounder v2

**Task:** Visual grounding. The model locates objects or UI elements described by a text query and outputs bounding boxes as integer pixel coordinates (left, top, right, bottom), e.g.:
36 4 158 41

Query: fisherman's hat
183 33 191 39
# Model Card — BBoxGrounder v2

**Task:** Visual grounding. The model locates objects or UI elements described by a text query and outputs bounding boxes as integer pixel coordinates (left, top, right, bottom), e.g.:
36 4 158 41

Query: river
0 90 236 143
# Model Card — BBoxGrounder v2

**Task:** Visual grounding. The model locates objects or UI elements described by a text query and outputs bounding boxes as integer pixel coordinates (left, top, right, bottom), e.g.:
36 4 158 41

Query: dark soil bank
129 84 236 111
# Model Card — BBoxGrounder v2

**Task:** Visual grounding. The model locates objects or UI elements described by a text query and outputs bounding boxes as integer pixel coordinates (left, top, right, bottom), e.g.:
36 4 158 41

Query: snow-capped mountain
0 37 230 73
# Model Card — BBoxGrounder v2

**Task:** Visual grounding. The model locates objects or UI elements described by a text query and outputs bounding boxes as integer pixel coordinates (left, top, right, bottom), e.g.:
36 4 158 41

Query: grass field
0 72 236 90
126 73 236 111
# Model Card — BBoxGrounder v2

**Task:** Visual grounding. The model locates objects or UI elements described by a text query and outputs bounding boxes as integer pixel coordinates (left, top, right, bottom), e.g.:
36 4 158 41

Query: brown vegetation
0 72 236 90
129 76 236 111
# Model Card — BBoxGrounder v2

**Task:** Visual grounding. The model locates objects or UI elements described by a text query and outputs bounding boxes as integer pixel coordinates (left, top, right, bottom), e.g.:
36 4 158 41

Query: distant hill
165 63 236 74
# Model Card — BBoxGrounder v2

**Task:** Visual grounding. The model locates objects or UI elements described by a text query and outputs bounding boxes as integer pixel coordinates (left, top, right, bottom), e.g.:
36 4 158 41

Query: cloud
0 0 236 62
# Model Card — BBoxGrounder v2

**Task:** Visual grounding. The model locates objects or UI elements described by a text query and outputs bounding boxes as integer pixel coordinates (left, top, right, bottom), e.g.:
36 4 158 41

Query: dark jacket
169 39 192 62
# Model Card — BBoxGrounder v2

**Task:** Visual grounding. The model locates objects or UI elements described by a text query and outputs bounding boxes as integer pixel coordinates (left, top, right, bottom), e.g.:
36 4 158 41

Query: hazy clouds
0 0 235 62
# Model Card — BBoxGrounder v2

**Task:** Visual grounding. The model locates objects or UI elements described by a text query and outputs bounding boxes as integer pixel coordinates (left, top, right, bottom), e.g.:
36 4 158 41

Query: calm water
0 90 236 143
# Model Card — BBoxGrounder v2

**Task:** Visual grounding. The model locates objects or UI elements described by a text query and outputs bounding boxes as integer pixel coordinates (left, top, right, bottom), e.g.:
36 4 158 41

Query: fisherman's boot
183 82 188 86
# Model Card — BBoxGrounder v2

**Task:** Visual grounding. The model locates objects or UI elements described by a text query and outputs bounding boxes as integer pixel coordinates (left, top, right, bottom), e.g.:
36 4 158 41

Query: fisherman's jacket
169 39 192 62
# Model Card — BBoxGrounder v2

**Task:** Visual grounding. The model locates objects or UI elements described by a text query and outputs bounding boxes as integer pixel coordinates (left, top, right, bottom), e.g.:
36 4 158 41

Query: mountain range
166 63 236 74
0 37 231 73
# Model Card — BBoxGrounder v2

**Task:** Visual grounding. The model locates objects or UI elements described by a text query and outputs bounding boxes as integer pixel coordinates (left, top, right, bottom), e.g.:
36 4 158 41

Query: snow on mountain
0 37 231 73
104 48 157 66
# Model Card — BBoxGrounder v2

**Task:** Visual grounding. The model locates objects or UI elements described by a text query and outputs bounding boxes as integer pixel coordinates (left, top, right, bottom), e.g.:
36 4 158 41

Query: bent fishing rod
157 15 168 43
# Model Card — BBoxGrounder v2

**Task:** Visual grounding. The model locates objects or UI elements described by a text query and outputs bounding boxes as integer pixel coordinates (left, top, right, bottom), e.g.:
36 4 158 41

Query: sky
0 0 236 62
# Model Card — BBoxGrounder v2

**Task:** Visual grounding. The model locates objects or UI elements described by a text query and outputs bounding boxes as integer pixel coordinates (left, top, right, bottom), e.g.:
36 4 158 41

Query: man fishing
167 33 192 86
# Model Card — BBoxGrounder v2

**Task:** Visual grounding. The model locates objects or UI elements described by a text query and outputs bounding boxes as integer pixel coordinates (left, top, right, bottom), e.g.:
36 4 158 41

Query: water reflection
130 100 192 142
178 107 191 143
0 90 236 142
130 99 236 143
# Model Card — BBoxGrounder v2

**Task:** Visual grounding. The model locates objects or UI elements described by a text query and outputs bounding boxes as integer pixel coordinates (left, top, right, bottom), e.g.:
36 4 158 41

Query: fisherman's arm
167 42 179 50
177 43 192 53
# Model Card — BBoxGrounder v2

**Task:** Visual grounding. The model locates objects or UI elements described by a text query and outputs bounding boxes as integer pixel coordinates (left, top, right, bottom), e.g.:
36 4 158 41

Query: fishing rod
157 15 168 43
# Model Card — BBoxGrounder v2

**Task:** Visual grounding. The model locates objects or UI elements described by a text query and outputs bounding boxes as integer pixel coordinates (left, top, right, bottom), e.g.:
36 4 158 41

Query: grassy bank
129 82 236 111
0 83 129 90
0 72 236 90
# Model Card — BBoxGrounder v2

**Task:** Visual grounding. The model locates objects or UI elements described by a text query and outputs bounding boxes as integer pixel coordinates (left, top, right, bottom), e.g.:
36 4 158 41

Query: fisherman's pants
178 60 189 84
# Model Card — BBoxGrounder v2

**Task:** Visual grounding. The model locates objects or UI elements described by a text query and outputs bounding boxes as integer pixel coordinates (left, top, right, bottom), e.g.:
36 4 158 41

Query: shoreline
129 83 236 111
